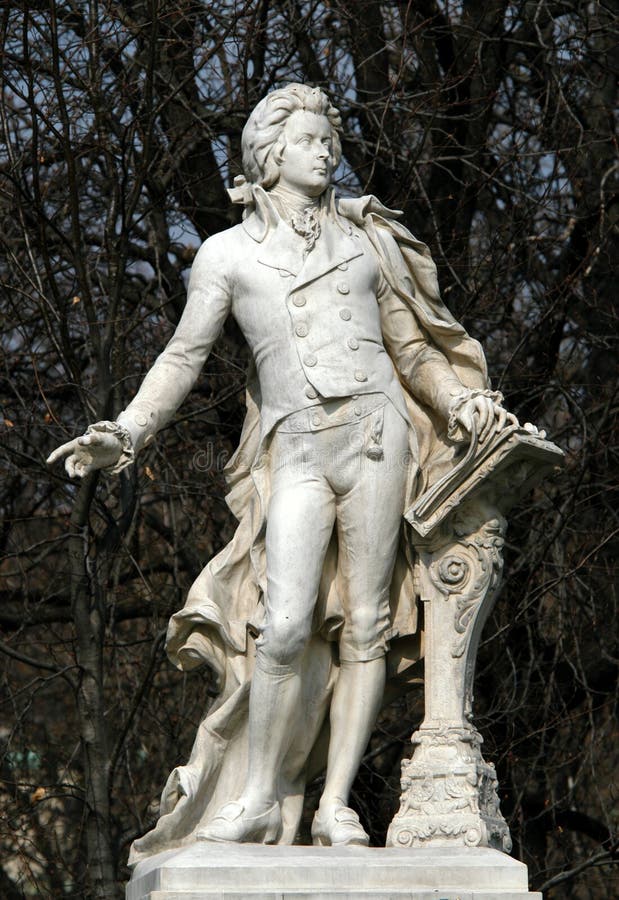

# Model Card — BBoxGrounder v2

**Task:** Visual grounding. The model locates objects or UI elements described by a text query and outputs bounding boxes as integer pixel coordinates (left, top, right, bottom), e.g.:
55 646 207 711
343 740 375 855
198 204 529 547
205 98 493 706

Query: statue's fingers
76 453 97 477
47 438 79 465
81 432 119 453
67 447 96 477
489 404 500 441
507 412 519 427
477 400 491 442
481 417 493 443
79 432 106 447
455 409 472 434
496 406 507 433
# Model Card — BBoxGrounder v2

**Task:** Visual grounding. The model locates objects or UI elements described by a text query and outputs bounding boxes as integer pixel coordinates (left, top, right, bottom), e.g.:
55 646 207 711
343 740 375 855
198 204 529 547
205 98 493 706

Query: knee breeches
259 401 410 665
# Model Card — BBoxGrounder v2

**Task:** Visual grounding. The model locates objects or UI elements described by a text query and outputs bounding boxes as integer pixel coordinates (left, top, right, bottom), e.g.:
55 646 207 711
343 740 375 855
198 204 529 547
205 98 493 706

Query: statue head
241 83 342 191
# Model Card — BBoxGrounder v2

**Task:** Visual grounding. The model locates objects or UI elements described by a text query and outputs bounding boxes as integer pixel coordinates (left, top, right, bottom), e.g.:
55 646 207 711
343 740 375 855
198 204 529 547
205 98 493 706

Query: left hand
454 395 518 444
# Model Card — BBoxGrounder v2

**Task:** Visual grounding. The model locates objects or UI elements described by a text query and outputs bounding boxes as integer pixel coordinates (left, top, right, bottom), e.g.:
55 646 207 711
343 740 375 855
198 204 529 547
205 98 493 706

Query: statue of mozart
48 83 517 860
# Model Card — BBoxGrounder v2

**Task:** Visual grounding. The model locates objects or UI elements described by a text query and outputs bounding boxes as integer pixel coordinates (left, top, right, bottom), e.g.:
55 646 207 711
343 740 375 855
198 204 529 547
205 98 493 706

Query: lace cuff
86 420 135 474
447 389 504 442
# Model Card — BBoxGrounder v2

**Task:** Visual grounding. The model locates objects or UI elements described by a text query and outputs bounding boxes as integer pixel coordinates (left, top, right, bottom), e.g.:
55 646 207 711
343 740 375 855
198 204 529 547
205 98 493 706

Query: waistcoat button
339 308 352 321
293 295 306 307
305 385 318 399
295 323 308 337
347 337 359 350
304 353 317 367
337 281 350 294
354 370 367 382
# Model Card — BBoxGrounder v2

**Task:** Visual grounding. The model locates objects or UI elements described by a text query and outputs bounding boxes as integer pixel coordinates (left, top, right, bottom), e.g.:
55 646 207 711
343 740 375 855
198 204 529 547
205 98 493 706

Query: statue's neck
268 183 322 220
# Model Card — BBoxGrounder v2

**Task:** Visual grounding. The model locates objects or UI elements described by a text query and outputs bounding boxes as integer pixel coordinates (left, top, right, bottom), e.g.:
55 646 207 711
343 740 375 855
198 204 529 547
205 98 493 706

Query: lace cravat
289 206 322 252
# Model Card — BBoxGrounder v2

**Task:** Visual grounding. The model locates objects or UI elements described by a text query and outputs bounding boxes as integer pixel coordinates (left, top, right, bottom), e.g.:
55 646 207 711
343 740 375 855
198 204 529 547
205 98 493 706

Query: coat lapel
242 185 365 285
289 213 364 293
255 221 305 276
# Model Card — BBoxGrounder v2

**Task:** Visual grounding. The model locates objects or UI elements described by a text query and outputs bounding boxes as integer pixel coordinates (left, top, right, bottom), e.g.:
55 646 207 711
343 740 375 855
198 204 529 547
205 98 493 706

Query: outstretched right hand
46 431 122 478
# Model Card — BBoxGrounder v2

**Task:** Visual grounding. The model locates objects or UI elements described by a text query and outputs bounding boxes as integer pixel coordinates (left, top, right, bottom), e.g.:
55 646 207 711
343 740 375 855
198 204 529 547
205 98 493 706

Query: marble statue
48 84 553 865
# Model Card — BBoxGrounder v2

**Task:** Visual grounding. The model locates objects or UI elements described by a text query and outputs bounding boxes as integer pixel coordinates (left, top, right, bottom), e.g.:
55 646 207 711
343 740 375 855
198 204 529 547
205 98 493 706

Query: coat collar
288 209 364 292
243 186 364 287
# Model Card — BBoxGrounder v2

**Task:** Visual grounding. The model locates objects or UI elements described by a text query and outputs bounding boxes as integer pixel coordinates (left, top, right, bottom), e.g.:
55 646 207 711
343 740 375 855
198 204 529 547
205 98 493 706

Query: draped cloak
128 195 489 865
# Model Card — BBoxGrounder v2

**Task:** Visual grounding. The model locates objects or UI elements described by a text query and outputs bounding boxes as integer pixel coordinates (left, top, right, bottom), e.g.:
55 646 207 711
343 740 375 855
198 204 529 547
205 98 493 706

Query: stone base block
126 844 541 900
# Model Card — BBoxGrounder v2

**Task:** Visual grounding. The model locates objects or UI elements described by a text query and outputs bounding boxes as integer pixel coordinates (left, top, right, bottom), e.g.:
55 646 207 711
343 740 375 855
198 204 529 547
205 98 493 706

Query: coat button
293 295 306 307
305 385 318 399
311 414 322 427
354 406 363 416
339 308 352 321
338 262 348 271
347 337 359 350
354 370 367 382
337 281 350 294
304 353 317 367
134 412 148 426
295 323 309 337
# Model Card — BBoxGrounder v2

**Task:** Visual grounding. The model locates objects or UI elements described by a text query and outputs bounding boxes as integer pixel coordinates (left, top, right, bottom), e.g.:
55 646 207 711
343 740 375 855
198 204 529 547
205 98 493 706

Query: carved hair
242 83 342 188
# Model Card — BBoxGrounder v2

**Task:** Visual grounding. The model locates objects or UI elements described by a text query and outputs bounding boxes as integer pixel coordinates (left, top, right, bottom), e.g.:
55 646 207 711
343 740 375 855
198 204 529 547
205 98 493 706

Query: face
275 110 334 197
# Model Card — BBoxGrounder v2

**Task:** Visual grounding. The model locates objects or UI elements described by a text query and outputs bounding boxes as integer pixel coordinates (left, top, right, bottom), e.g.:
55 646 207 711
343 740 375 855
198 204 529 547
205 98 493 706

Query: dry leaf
144 466 155 481
30 787 45 803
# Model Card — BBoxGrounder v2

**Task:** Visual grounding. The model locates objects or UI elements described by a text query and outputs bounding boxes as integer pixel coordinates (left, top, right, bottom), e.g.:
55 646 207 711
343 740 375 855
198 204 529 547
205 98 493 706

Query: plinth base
126 844 541 900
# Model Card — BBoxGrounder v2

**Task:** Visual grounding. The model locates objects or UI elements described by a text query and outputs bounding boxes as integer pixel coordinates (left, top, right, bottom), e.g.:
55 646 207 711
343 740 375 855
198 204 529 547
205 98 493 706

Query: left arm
379 277 515 442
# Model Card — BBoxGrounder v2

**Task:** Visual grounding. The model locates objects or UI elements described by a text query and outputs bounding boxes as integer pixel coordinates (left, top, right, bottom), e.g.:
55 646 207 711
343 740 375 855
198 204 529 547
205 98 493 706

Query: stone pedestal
386 504 512 852
387 430 563 853
126 844 540 899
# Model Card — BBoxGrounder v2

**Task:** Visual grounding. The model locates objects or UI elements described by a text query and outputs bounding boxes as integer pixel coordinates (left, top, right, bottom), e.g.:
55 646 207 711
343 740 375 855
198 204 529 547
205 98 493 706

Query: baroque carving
388 724 512 853
386 502 513 852
427 513 506 659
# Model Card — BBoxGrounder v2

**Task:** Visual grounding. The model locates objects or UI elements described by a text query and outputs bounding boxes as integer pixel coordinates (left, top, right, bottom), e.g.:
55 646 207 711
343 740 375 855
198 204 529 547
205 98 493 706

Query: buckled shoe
197 800 281 844
311 802 369 846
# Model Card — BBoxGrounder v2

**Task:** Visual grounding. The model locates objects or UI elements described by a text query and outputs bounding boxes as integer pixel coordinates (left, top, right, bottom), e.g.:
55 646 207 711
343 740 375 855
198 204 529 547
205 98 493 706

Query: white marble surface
126 843 541 900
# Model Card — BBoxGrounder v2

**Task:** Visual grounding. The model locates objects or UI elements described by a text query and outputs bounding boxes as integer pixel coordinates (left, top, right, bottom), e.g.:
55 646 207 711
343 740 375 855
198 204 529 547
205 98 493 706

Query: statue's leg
313 403 408 845
200 435 336 843
312 656 386 846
